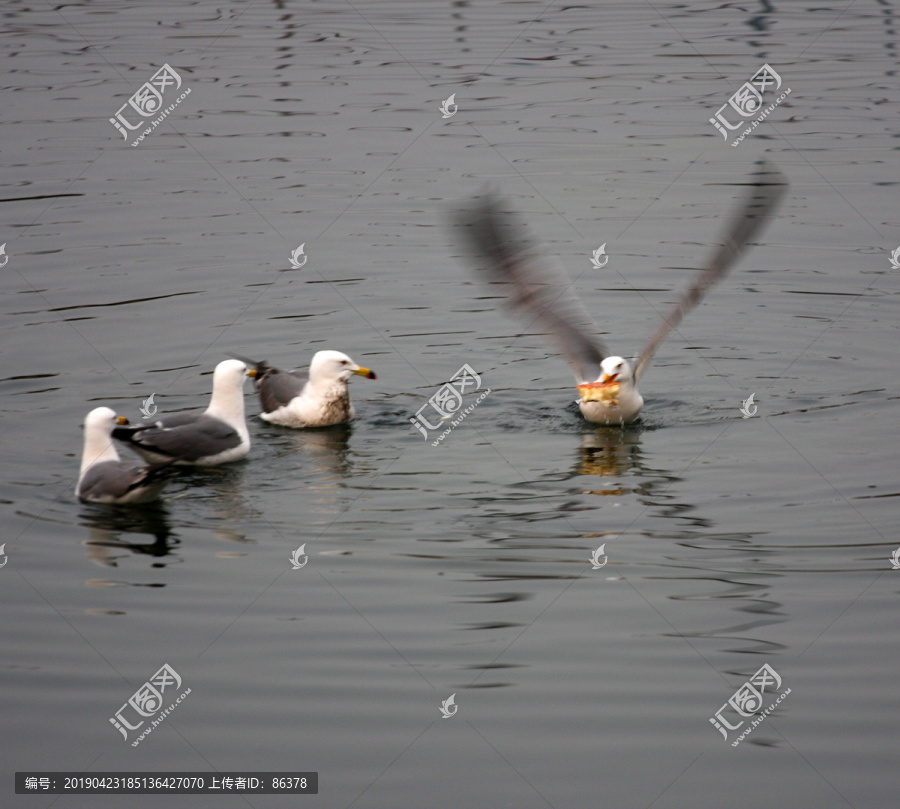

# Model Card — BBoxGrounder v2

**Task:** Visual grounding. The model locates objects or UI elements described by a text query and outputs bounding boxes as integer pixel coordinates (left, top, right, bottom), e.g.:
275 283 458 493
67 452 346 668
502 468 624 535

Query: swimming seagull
231 350 376 428
77 407 176 504
455 161 788 425
113 359 251 464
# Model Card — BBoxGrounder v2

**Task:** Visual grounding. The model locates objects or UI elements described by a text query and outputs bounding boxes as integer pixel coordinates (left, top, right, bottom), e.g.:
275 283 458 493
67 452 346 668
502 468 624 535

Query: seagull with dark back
77 407 176 504
232 350 376 428
455 161 788 425
112 359 252 465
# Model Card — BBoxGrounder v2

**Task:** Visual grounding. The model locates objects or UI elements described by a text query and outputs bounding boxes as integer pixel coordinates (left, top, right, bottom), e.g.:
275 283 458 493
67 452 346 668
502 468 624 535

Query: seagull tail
126 460 180 496
227 352 271 379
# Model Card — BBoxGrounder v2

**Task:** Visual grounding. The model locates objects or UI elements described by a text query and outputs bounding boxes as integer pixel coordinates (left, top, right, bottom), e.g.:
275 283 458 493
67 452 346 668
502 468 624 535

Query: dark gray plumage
78 407 176 504
634 161 789 382
112 359 251 465
231 350 376 428
113 413 242 463
243 359 309 413
78 459 175 504
455 195 609 385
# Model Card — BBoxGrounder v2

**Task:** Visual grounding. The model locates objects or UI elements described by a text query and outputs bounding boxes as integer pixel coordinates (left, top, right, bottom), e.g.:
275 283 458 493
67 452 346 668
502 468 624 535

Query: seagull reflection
575 426 645 481
79 503 177 567
172 464 251 544
281 423 354 479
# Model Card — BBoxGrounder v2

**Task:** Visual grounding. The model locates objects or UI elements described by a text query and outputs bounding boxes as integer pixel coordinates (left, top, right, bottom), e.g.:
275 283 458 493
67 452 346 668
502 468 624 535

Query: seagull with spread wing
455 162 787 425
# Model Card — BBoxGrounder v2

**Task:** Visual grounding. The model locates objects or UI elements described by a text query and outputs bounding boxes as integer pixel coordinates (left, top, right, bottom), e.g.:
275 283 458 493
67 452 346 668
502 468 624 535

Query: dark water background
2 1 898 807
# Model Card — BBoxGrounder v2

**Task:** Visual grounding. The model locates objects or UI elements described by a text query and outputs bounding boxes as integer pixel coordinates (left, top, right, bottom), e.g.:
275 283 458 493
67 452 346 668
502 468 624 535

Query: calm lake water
2 1 898 807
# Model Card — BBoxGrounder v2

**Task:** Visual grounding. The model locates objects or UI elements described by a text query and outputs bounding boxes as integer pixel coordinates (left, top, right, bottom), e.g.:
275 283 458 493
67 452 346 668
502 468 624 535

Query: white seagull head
212 358 249 392
84 406 128 436
81 406 129 471
309 350 376 385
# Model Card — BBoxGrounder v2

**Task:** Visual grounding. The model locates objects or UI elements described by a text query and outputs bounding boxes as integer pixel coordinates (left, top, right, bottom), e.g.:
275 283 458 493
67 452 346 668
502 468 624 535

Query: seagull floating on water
232 350 376 428
113 359 251 465
77 407 175 504
456 161 787 425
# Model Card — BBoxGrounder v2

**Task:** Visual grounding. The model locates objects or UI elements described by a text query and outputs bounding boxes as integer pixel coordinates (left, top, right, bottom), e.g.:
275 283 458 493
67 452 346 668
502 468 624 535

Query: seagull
113 359 251 464
77 407 175 504
232 350 376 428
455 161 787 425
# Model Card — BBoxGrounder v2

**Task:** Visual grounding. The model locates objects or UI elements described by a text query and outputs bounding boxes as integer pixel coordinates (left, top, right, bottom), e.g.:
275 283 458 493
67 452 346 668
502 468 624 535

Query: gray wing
257 366 309 413
77 460 172 501
634 160 788 383
455 193 608 384
112 413 241 461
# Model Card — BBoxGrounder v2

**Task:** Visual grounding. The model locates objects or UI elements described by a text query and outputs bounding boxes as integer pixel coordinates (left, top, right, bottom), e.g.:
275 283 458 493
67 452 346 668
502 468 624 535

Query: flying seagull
231 350 376 428
77 407 175 504
113 359 251 464
455 161 788 424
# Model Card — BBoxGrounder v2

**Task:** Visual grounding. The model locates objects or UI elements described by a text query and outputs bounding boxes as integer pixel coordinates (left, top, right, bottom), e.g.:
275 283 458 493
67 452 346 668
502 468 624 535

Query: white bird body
238 350 377 429
113 359 251 466
577 356 644 425
78 407 173 504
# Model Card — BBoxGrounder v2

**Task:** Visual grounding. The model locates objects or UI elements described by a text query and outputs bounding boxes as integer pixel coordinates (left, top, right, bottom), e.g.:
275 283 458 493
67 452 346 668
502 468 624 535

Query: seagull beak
352 366 377 380
116 416 130 425
246 369 259 379
601 372 619 384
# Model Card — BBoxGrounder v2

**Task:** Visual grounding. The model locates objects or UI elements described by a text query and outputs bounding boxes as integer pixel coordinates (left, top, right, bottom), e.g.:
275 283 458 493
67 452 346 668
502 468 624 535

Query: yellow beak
352 366 377 380
116 416 130 425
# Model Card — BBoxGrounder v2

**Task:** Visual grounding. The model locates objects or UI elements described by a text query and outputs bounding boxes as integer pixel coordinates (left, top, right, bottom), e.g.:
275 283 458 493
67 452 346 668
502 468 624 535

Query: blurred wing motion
634 160 788 383
455 194 609 384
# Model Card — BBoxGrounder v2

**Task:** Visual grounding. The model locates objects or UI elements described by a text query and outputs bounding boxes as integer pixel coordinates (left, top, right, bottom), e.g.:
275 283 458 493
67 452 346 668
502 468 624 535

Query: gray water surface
2 1 898 807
